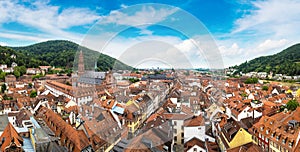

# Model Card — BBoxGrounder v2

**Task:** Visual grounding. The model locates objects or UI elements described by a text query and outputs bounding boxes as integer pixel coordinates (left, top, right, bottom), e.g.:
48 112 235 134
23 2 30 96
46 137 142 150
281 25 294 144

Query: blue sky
0 0 300 68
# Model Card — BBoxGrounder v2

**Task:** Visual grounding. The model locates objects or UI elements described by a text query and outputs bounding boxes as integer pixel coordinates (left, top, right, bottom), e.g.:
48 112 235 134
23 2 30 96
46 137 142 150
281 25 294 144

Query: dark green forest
0 40 131 71
232 43 300 76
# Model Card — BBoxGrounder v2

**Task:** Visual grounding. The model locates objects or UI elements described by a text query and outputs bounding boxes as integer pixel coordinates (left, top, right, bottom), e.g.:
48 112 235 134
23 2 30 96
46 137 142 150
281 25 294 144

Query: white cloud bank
219 0 300 67
0 0 100 43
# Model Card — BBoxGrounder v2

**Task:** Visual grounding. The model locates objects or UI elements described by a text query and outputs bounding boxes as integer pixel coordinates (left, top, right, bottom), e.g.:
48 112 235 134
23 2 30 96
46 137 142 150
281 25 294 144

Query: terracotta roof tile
184 137 205 151
184 116 205 127
0 123 23 151
38 107 91 151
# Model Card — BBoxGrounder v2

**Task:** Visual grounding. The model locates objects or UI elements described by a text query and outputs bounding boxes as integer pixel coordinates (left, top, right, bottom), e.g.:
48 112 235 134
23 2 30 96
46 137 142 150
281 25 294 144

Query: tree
1 84 6 93
13 66 26 77
18 66 26 75
0 71 6 80
154 70 161 75
240 92 247 98
286 99 300 111
244 78 258 84
2 94 12 100
28 83 33 88
262 86 268 91
129 78 140 83
30 90 37 98
13 70 20 78
32 74 43 80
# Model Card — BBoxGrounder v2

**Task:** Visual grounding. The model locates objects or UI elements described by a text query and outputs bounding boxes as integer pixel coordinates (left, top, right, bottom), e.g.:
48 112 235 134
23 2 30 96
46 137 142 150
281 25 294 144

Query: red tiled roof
0 123 23 151
250 107 300 151
163 113 192 120
184 116 205 127
39 107 91 152
184 137 205 151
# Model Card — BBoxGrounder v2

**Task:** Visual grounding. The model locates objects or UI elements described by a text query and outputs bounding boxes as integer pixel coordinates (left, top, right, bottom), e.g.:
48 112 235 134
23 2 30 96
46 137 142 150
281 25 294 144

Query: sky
0 0 300 69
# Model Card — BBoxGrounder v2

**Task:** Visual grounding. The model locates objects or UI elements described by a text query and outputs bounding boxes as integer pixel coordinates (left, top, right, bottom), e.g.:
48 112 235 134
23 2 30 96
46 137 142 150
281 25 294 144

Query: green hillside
7 40 131 71
233 43 300 76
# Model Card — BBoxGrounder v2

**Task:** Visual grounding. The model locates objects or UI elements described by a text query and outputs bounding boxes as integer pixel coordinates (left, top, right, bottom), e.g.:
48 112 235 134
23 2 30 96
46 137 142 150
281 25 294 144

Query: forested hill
5 40 131 71
233 43 300 76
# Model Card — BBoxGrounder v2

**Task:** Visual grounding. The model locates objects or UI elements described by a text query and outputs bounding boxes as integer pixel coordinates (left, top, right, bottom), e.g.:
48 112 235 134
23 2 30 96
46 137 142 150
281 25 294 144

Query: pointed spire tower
78 50 85 76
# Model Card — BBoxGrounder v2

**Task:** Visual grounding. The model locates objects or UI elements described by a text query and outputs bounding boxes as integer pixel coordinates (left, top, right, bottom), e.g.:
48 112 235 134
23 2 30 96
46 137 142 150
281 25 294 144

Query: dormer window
260 126 264 131
271 133 275 137
282 139 286 144
276 135 280 141
289 142 293 148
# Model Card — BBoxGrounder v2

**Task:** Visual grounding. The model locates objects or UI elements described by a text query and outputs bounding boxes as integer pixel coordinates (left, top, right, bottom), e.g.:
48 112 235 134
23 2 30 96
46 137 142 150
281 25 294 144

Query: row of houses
0 64 52 75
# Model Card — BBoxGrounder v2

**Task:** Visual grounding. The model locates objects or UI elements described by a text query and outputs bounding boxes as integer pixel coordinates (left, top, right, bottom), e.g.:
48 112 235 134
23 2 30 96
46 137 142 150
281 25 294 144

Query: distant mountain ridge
0 40 131 71
233 43 300 76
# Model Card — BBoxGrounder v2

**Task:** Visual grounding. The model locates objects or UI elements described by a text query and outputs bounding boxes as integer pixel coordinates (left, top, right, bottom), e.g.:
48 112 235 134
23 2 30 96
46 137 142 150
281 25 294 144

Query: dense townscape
1 0 300 151
0 51 299 152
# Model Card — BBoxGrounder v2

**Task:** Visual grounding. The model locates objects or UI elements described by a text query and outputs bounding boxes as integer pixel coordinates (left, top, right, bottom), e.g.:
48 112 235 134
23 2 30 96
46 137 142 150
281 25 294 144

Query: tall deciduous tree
286 99 300 111
1 84 6 93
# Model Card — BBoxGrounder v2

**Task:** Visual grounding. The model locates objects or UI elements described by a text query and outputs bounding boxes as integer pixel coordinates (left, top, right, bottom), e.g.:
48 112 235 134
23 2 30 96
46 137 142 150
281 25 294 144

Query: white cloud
139 29 153 35
256 39 288 53
5 0 100 30
233 0 300 38
218 38 292 67
219 43 243 57
217 0 300 67
100 6 177 26
0 0 99 44
57 8 100 29
175 39 197 53
0 42 8 46
0 32 48 42
120 4 128 9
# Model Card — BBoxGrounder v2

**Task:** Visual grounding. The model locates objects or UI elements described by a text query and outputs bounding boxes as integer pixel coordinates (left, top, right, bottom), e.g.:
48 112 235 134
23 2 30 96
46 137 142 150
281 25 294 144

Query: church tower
78 51 85 76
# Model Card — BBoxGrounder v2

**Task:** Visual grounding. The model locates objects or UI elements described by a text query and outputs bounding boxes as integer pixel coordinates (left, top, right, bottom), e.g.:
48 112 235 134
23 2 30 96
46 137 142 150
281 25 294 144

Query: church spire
78 50 85 76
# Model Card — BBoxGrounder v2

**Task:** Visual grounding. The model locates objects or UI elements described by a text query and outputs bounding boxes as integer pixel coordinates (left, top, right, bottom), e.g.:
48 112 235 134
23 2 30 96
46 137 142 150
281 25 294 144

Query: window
282 139 286 144
193 148 197 152
174 121 177 125
174 136 177 142
174 129 177 134
181 139 184 144
181 132 184 137
288 142 293 148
